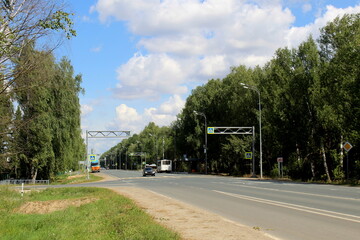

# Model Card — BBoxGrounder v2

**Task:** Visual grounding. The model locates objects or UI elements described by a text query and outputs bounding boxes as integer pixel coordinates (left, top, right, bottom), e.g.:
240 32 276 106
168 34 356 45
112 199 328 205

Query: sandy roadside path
96 172 279 240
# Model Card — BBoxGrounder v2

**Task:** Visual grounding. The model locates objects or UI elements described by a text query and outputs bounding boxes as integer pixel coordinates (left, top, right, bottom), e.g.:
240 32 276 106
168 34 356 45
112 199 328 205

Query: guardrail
0 179 50 185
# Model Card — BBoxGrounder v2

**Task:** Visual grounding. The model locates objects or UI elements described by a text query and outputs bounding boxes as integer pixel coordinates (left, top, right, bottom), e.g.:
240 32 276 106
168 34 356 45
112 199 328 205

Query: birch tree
0 0 76 94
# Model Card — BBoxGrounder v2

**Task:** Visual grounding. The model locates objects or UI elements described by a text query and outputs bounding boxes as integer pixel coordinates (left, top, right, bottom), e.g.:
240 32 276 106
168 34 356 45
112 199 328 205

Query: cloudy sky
60 0 360 154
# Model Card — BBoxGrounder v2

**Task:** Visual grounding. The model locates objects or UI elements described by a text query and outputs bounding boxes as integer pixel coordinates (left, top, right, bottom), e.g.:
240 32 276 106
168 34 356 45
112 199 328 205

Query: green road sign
245 152 252 159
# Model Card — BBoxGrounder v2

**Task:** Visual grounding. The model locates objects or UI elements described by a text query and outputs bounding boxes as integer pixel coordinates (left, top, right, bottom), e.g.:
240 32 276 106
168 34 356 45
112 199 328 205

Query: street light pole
149 133 157 162
241 83 263 178
136 140 142 169
194 110 208 174
162 136 165 160
118 147 123 170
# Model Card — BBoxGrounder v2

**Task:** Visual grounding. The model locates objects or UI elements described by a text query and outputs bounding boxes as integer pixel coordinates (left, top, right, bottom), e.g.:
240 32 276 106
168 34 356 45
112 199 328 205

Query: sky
57 0 360 155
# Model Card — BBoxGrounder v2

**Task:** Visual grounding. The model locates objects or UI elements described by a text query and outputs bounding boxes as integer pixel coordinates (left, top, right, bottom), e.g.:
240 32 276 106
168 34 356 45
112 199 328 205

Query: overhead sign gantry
207 126 256 177
85 130 131 178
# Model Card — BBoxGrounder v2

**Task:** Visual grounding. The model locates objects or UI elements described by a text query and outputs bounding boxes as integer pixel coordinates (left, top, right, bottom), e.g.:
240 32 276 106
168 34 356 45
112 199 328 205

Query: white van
157 159 172 173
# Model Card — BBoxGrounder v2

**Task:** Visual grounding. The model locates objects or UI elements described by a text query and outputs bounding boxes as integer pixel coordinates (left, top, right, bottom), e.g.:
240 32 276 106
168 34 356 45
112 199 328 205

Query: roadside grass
51 172 103 185
0 186 180 240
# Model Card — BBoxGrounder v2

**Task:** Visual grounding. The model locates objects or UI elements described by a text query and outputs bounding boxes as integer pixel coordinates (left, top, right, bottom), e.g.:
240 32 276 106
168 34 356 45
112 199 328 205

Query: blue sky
57 0 360 154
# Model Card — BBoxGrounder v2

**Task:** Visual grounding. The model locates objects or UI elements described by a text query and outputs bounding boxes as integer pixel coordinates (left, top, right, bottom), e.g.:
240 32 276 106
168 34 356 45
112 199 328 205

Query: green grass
0 186 180 240
51 172 103 185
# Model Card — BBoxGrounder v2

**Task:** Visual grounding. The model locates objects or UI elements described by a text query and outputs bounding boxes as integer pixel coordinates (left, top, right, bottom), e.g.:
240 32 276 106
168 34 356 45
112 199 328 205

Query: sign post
343 142 353 180
277 157 283 178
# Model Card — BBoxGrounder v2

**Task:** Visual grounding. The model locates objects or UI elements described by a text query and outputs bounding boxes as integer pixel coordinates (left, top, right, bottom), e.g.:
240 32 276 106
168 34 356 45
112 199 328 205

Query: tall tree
318 13 360 179
13 42 56 180
0 76 12 177
52 57 84 174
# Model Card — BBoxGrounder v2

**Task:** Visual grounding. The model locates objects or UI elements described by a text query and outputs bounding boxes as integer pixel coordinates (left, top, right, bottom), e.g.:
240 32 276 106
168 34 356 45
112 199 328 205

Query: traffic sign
88 154 96 162
207 127 214 134
245 152 252 159
277 157 283 163
343 142 353 152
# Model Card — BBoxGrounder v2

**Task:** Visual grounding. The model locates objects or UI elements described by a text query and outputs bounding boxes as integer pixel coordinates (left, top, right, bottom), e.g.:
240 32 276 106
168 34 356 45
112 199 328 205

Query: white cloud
108 95 185 133
90 45 103 52
199 55 228 77
81 104 93 116
158 94 185 115
92 0 360 101
302 3 312 13
116 104 141 122
286 4 360 48
114 53 188 99
82 15 91 22
91 0 297 99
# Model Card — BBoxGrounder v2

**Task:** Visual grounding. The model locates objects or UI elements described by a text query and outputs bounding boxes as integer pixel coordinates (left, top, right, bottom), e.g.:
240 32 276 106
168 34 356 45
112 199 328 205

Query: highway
81 170 360 240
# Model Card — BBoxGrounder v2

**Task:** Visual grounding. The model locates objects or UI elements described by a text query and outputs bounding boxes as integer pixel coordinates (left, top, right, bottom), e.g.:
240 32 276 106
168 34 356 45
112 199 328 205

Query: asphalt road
73 170 360 240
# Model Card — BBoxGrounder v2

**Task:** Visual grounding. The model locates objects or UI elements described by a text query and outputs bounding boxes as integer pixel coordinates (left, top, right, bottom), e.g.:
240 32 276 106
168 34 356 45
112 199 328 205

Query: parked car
143 167 156 176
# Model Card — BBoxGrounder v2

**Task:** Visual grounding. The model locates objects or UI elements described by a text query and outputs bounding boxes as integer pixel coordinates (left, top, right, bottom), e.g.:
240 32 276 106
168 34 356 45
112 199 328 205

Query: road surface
67 170 360 240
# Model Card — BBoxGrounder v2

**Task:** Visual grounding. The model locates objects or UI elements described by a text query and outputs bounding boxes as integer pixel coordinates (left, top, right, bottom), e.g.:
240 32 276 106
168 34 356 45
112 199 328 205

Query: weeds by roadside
51 172 103 185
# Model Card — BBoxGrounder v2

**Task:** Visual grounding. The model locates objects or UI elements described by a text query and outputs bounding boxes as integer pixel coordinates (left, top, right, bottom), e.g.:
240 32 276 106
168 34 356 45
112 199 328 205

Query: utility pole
194 111 208 174
162 136 165 159
241 83 263 178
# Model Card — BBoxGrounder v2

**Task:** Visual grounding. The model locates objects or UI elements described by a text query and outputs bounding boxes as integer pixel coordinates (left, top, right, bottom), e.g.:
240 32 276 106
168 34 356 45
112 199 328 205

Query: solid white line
219 182 360 201
118 176 180 180
213 190 360 224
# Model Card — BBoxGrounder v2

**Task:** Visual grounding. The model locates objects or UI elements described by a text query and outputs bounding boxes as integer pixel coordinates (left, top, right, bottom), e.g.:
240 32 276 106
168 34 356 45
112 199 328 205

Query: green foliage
5 42 85 180
220 136 253 175
51 57 84 175
102 122 175 170
0 77 13 175
38 11 77 39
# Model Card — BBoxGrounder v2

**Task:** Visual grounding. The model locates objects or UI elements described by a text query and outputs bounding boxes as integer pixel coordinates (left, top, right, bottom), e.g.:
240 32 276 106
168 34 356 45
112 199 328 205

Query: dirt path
96 172 279 240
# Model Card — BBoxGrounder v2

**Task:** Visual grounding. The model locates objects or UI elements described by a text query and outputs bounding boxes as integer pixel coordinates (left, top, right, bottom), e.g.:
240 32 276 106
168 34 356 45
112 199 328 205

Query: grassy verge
0 186 180 240
51 172 103 185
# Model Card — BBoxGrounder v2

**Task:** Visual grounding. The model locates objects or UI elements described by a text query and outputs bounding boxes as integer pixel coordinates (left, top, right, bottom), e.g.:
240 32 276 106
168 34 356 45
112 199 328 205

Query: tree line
103 13 360 182
0 0 83 181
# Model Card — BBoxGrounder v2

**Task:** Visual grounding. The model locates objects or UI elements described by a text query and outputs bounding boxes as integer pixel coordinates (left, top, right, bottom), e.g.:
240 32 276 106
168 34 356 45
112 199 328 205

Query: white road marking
216 181 360 201
117 175 181 180
213 190 360 224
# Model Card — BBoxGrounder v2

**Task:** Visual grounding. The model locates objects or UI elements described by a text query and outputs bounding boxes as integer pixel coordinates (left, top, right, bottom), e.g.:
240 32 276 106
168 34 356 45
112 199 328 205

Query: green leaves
38 11 77 39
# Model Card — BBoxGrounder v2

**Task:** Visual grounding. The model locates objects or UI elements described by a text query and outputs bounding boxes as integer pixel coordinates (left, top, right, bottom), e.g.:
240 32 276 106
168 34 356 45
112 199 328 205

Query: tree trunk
321 142 331 182
296 143 301 163
310 160 316 180
340 135 344 169
31 165 37 184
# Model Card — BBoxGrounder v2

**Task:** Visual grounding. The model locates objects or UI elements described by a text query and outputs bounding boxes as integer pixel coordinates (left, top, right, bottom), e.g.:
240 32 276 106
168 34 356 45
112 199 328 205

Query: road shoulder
108 186 277 240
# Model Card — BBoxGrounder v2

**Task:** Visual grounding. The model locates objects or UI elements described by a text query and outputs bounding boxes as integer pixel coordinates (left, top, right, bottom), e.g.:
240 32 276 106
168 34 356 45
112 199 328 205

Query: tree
51 57 84 175
0 75 12 177
0 1 77 179
12 44 84 180
1 0 76 94
318 13 360 180
13 42 56 180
